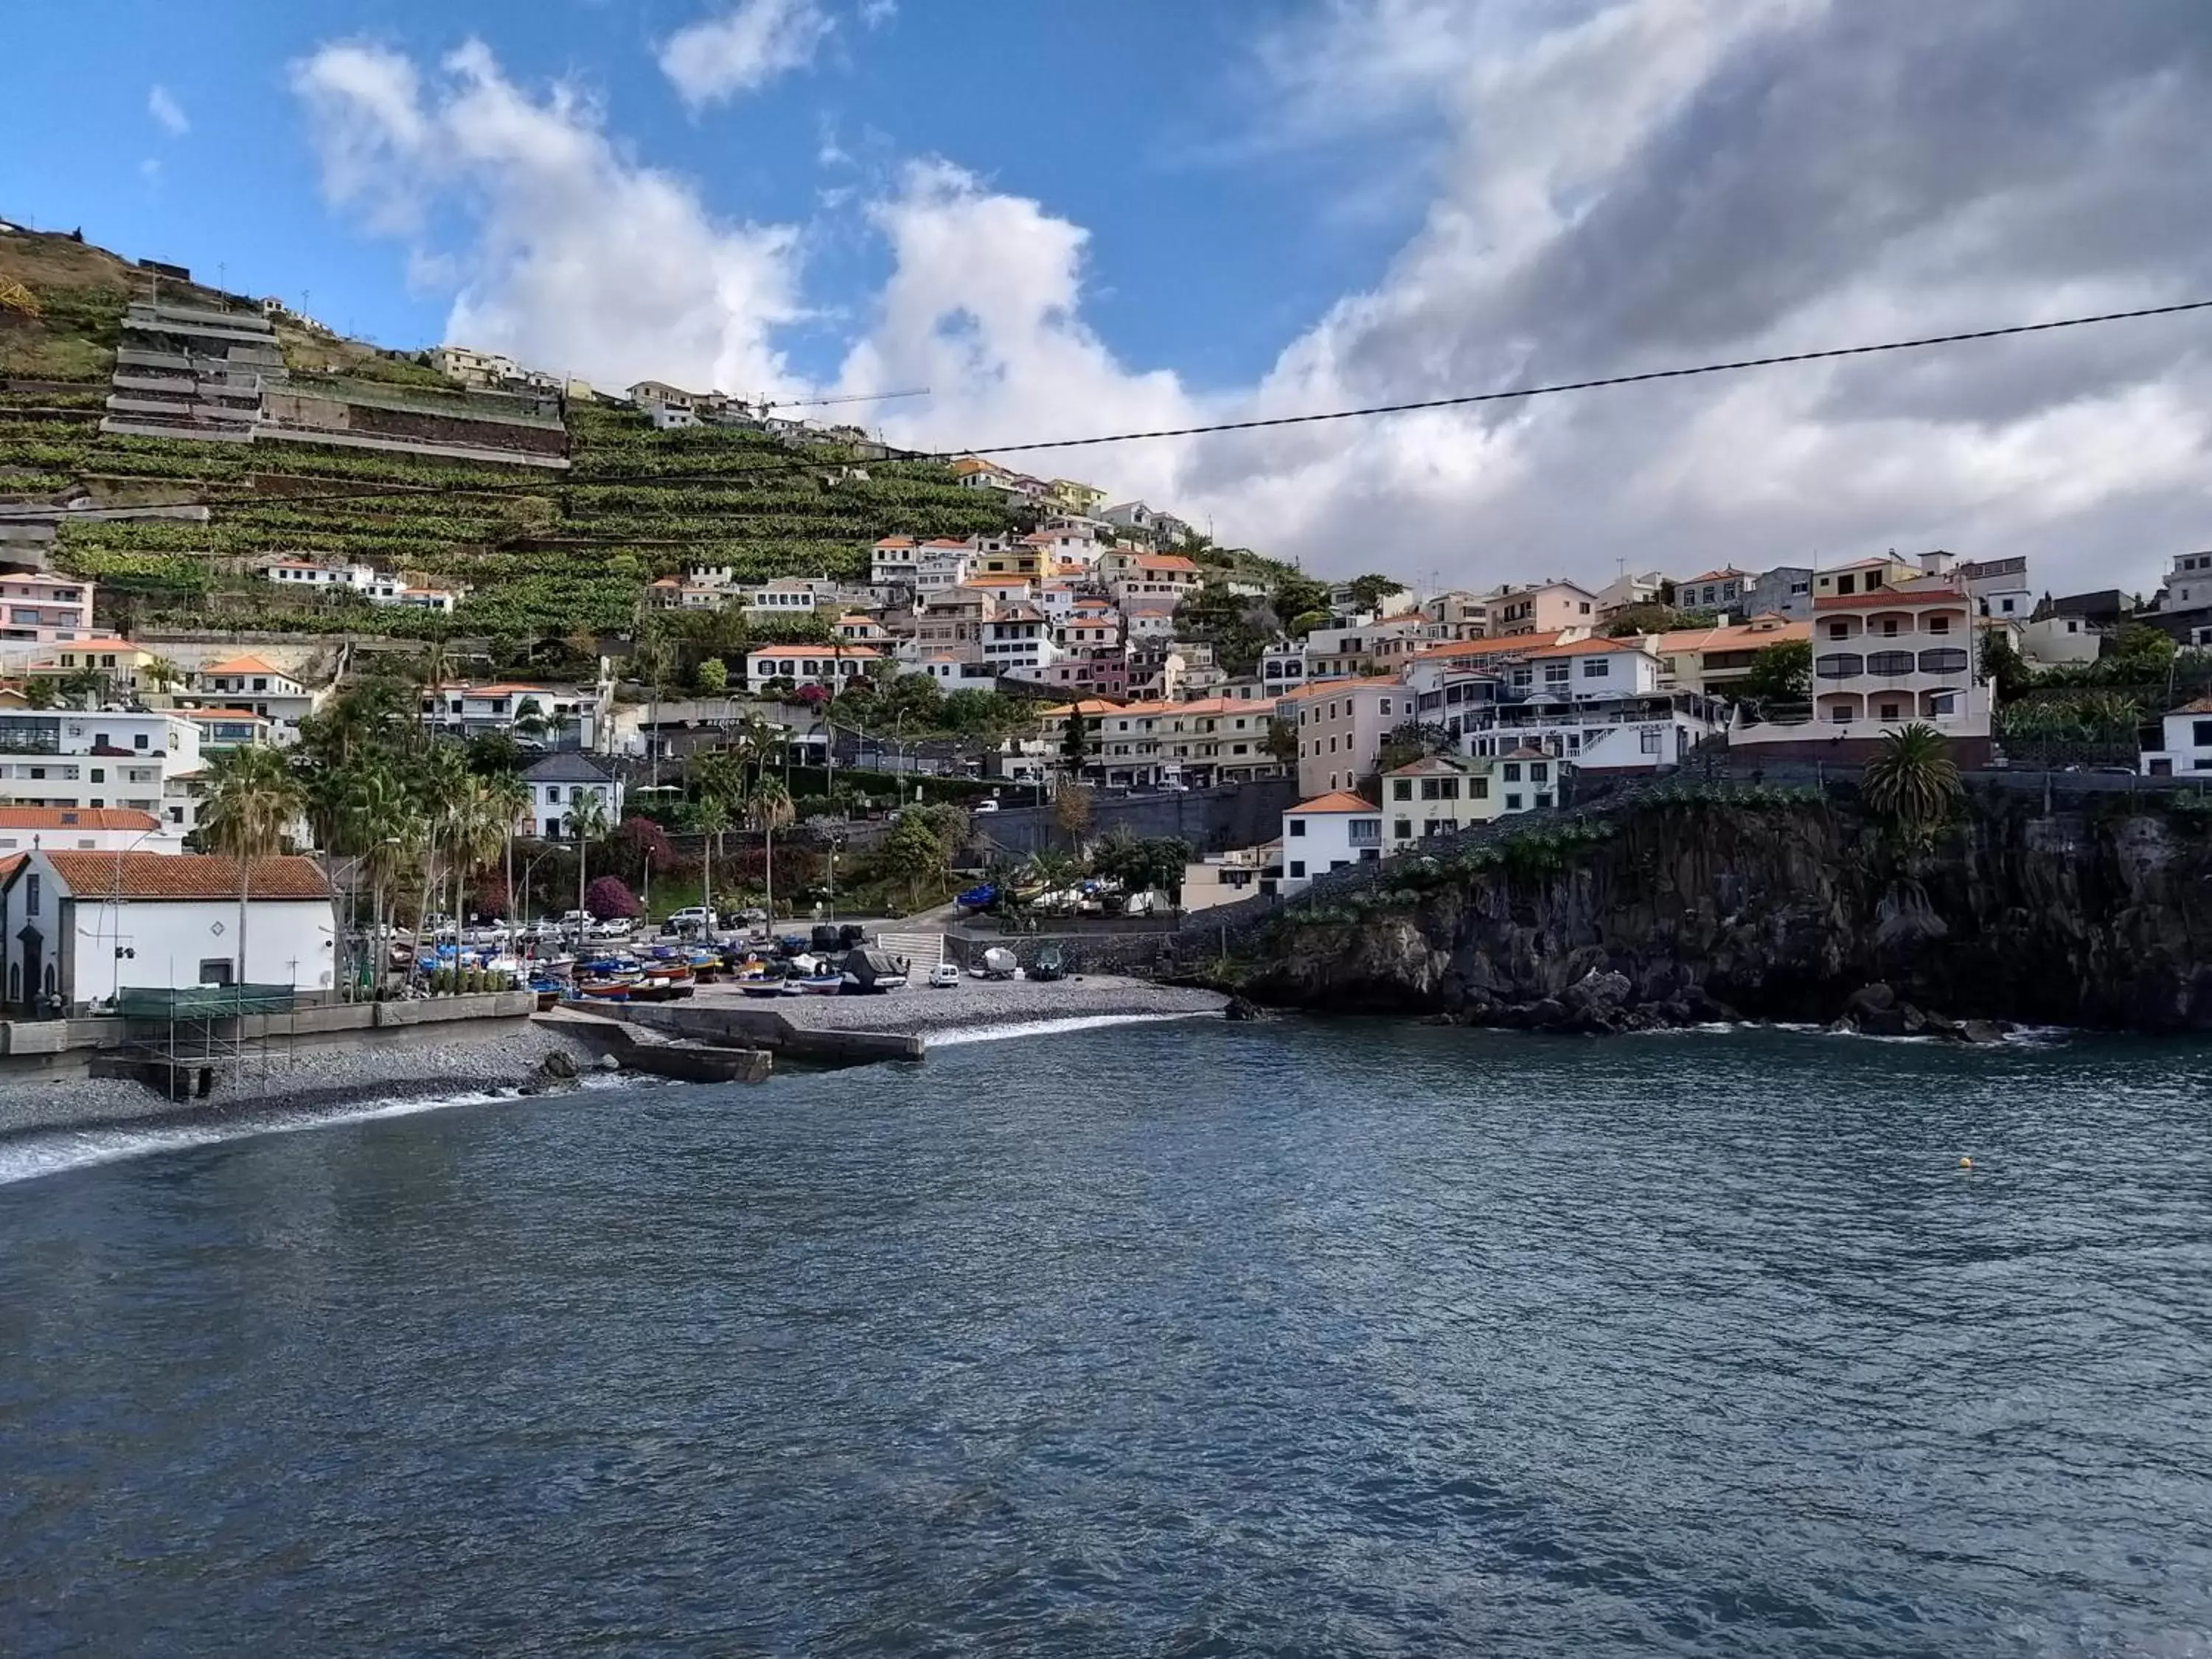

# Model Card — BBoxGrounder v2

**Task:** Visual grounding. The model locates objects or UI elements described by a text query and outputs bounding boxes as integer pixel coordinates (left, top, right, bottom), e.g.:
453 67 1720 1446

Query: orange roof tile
1289 791 1378 814
203 655 289 677
0 807 162 831
43 852 331 901
1525 637 1647 658
181 708 270 722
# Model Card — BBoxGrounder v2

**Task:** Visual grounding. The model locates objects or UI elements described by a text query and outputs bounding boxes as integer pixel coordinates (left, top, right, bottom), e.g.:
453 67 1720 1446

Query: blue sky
2 0 1425 392
5 0 2207 594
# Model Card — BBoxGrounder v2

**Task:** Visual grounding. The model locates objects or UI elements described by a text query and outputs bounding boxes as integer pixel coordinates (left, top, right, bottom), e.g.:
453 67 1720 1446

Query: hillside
0 226 1023 644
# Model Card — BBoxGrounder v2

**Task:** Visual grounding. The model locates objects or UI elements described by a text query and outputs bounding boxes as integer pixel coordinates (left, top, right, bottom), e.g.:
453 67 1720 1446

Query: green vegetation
2 240 1023 643
1736 638 1812 709
1861 723 1964 849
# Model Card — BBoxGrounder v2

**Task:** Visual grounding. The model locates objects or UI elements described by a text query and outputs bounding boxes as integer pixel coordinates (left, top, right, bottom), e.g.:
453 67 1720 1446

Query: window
1289 819 1307 838
133 735 147 750
1506 793 1523 810
1879 702 1902 721
1470 777 1489 799
1288 859 1306 877
1829 706 1854 724
1828 621 1850 640
89 768 103 783
1583 659 1609 678
1544 662 1571 684
1392 779 1412 801
1534 793 1554 809
2194 720 2212 748
1503 762 1522 782
1394 818 1413 839
1530 762 1549 782
1928 614 1952 635
198 959 234 987
546 785 563 804
1359 848 1380 863
1835 574 1857 596
25 874 39 914
1641 729 1662 754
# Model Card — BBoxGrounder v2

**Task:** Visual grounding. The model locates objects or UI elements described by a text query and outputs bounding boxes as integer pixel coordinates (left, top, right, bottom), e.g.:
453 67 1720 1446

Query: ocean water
1 1020 2208 1657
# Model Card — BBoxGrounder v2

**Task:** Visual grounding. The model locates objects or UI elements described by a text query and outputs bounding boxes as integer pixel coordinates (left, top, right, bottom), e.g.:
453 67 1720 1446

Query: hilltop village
1 218 2209 1016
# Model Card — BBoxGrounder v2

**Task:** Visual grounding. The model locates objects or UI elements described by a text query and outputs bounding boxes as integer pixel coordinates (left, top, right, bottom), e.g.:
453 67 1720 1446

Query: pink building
0 574 96 644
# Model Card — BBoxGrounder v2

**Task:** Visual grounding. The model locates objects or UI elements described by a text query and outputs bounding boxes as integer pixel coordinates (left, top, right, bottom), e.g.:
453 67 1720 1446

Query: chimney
1715 611 1732 628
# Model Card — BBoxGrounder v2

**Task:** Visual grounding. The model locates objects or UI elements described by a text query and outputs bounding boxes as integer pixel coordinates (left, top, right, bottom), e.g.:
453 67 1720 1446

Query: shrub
584 874 642 920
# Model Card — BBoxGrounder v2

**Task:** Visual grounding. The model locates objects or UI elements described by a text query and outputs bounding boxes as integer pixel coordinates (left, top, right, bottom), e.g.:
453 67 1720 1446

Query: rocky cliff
1233 790 2212 1032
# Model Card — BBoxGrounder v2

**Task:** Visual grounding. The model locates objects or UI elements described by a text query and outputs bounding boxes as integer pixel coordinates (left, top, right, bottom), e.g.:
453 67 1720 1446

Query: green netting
114 984 296 1020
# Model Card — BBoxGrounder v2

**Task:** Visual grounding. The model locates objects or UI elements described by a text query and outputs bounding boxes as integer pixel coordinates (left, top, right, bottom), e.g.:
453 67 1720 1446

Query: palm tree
412 744 471 957
1861 723 1962 845
685 793 733 925
198 744 306 989
142 655 182 696
484 771 532 963
446 778 509 984
344 771 422 996
746 776 793 920
566 784 613 925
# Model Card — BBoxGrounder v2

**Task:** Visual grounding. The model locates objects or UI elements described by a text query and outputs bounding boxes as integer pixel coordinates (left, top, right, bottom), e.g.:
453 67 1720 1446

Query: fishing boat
630 962 698 1003
788 971 844 995
684 947 723 982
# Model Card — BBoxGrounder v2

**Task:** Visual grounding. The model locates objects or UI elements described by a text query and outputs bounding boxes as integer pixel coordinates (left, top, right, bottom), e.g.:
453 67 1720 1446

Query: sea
1 1018 2208 1658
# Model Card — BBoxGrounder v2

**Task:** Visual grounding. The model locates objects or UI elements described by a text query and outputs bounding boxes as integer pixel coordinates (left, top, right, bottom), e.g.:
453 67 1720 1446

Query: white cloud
860 0 897 28
857 0 2212 597
147 84 189 136
659 0 832 108
291 40 806 397
837 161 1197 507
288 4 2212 598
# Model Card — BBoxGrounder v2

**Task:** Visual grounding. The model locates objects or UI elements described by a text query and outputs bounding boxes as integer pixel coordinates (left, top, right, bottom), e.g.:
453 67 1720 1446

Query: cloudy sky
10 0 2210 594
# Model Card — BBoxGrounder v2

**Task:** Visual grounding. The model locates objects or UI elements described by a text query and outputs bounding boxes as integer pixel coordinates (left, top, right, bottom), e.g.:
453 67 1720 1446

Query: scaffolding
115 984 299 1099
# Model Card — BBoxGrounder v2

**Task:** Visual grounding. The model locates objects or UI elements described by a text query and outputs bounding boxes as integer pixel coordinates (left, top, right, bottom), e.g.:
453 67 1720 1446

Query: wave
0 1075 634 1189
925 1011 1220 1048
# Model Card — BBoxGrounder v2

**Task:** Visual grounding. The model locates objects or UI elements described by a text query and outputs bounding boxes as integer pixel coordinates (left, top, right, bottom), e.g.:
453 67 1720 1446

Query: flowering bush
583 875 642 920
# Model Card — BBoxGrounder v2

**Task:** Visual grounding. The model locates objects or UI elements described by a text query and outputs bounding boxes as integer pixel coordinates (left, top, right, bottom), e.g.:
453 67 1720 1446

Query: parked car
925 962 962 990
666 905 714 929
973 798 1000 814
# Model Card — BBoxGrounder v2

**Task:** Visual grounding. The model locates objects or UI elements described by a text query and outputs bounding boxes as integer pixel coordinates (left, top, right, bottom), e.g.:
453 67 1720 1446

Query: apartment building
1288 678 1408 796
1460 639 1722 771
0 574 96 644
1108 553 1203 610
906 586 995 661
1745 565 1815 619
1736 560 1991 758
1959 555 2033 623
0 709 204 835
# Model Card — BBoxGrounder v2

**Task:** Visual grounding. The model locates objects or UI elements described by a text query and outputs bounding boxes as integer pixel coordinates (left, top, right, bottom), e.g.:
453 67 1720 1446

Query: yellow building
1380 754 1504 846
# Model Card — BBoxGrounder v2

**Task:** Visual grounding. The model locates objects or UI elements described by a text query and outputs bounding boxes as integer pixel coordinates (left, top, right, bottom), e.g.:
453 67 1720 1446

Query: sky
5 0 2211 597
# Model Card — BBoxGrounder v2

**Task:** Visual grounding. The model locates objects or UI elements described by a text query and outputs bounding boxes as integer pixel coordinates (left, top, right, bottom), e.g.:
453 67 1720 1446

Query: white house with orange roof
0 804 183 854
1279 791 1383 894
389 584 457 614
1123 605 1177 642
186 655 320 742
0 706 206 837
835 613 888 644
178 708 276 753
871 536 921 585
0 571 97 644
968 575 1034 609
1287 677 1409 796
744 642 882 693
646 575 684 609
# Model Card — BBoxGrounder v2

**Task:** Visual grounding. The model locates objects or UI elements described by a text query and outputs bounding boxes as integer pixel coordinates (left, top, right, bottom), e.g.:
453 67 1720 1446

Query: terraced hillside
1 229 1022 643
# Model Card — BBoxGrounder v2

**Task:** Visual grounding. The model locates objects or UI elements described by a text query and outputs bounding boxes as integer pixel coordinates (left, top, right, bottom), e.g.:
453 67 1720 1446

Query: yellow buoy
1958 1156 1974 1169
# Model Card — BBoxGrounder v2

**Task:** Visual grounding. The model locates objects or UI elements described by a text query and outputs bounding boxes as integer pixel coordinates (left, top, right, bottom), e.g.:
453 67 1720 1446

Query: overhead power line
950 298 2212 456
44 296 2212 514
